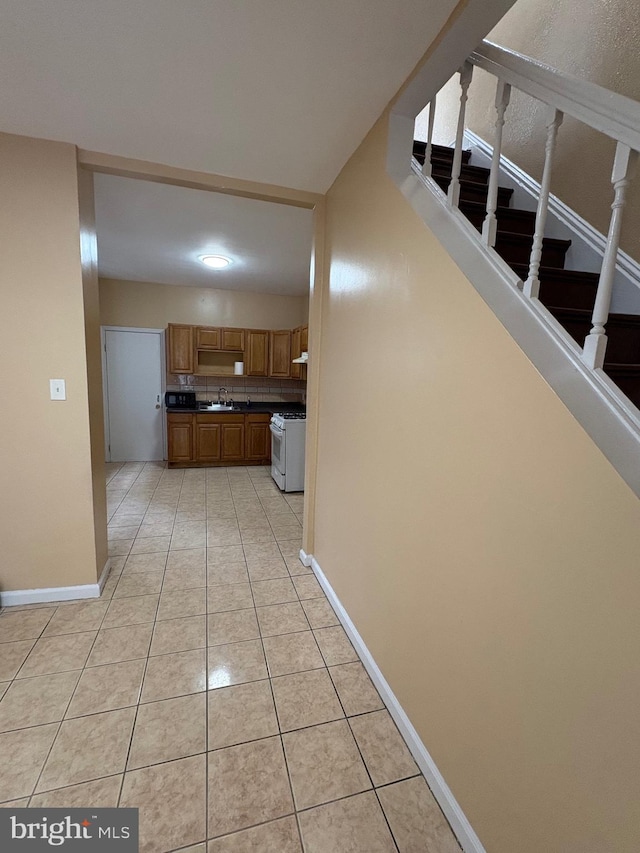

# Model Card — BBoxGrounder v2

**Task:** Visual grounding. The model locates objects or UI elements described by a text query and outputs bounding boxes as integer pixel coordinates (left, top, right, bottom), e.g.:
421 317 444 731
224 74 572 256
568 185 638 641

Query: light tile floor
0 462 462 853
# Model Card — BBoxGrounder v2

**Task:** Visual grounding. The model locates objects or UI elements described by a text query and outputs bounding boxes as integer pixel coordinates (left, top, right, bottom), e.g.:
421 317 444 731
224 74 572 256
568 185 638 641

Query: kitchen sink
197 403 237 412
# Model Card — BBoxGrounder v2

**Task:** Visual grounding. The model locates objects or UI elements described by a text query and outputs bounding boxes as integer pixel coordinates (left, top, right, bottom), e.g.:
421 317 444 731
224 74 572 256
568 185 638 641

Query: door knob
155 404 161 409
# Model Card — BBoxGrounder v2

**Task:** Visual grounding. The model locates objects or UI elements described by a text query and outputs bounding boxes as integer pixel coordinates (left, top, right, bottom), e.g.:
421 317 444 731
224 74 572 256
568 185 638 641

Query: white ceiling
94 174 314 295
0 0 458 193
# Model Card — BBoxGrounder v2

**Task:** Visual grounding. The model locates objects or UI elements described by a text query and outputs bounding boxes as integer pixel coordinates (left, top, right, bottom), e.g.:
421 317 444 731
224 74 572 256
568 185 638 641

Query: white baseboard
1 559 112 608
299 548 313 567
308 552 486 853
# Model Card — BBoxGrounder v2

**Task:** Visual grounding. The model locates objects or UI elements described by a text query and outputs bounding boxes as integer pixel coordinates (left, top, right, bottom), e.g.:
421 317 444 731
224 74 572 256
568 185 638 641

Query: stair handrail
470 41 640 152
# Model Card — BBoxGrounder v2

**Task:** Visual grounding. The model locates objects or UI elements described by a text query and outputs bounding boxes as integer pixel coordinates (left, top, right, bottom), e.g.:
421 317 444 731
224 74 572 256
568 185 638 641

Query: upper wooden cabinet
246 330 270 377
166 322 306 377
221 328 245 351
270 330 292 378
195 326 245 351
291 327 302 380
195 327 220 350
167 324 194 374
291 324 309 379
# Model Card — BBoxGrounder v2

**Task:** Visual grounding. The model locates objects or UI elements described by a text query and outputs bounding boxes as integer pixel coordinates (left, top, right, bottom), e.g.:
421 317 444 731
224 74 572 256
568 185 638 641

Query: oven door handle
269 423 284 438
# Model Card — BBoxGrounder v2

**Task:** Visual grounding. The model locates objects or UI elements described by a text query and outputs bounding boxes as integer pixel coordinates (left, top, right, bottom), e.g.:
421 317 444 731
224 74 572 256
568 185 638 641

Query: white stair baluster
523 107 563 298
482 79 511 247
421 94 437 177
582 143 638 370
447 63 473 208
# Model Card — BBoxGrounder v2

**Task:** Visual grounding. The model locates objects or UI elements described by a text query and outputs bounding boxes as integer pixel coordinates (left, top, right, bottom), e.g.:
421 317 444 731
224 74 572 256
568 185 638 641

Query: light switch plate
50 379 66 400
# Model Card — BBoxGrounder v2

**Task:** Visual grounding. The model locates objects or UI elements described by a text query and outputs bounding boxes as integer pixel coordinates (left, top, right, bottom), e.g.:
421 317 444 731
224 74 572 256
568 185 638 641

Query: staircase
413 141 640 409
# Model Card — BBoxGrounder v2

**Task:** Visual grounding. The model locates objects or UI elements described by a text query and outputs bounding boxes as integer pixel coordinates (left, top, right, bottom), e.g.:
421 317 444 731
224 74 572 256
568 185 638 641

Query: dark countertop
166 402 305 415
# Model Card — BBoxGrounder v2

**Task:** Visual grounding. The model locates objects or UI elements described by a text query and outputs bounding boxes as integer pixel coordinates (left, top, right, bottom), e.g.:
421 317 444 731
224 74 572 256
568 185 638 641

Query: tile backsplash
166 373 306 405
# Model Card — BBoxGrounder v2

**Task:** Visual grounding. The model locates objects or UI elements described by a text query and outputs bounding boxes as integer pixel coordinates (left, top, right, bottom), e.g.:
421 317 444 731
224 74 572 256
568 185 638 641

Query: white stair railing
447 62 473 208
482 79 511 248
414 39 640 376
522 107 563 299
421 94 437 178
582 144 639 368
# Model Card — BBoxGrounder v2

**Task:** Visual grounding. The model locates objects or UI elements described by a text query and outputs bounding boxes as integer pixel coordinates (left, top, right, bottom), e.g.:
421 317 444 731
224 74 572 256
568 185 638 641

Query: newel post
582 142 638 369
523 106 563 298
447 62 473 208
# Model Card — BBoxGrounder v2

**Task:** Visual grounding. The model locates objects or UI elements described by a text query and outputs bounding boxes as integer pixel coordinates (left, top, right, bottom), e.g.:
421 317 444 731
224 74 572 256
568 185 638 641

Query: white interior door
103 328 165 462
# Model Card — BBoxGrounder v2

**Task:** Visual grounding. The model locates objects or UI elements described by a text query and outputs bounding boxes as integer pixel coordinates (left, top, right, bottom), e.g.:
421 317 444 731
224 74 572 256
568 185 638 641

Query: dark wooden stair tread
496 233 570 269
431 173 513 206
413 141 471 164
509 264 601 310
547 307 640 364
509 263 600 286
413 149 491 184
604 364 640 374
602 364 640 408
547 306 640 327
429 158 490 184
497 233 571 252
459 201 537 235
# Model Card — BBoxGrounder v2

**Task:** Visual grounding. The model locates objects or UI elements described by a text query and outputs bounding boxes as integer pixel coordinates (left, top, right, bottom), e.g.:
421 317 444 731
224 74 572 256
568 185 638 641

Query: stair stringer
396 161 640 499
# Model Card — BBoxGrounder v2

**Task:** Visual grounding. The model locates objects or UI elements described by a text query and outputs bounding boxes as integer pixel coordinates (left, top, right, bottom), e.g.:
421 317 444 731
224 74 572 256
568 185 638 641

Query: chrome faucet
217 387 228 405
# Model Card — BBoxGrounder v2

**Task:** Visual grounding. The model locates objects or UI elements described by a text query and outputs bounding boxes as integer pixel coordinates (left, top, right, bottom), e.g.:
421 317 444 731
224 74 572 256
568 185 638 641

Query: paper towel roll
234 361 244 375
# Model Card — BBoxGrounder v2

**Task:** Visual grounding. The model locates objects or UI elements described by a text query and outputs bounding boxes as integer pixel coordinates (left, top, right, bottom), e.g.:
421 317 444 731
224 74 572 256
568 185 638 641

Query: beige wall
100 278 309 330
0 133 102 592
428 0 640 260
315 112 640 852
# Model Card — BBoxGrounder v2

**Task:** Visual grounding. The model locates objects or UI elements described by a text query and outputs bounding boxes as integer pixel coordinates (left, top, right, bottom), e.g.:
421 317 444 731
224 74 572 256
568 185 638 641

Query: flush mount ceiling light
199 254 232 269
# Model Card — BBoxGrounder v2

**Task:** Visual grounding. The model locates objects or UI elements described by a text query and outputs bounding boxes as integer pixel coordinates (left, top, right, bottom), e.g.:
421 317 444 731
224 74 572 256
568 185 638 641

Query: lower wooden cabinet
195 418 222 463
169 412 270 466
221 420 245 461
167 414 194 462
245 414 271 461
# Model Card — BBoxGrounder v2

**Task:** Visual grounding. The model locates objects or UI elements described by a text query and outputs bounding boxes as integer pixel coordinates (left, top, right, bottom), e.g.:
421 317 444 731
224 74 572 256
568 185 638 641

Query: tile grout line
24 465 156 804
116 462 179 808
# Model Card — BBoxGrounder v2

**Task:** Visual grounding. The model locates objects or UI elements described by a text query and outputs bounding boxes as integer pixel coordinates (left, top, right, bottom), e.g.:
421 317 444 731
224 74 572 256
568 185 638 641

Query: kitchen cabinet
290 324 308 379
246 330 270 377
195 327 220 350
291 327 302 379
167 324 194 374
245 414 271 461
173 413 248 466
195 326 245 352
221 328 245 351
167 413 194 462
269 330 292 378
166 322 306 378
195 417 221 462
221 420 245 461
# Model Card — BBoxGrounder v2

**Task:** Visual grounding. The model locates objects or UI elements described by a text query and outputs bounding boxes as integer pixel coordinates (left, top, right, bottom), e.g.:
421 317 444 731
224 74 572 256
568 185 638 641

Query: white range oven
270 412 306 492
